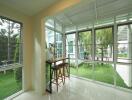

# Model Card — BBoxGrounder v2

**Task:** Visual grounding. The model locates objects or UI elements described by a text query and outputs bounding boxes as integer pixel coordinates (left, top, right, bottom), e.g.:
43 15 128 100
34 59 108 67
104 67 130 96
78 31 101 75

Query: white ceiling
1 0 132 27
0 0 60 16
54 0 132 27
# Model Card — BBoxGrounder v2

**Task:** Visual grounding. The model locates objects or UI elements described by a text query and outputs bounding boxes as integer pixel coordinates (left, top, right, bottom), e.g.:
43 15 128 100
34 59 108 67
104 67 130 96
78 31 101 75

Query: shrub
15 67 22 84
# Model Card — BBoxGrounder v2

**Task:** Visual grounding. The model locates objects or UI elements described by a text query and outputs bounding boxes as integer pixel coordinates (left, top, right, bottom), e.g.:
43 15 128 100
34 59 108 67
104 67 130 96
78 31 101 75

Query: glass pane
69 59 77 75
9 21 21 62
116 64 132 89
0 18 8 61
78 31 92 60
66 34 75 58
95 27 113 62
0 68 22 99
46 28 54 48
9 45 20 63
68 41 73 53
0 18 9 37
55 32 63 58
78 62 93 79
116 24 132 90
93 63 114 85
117 25 129 63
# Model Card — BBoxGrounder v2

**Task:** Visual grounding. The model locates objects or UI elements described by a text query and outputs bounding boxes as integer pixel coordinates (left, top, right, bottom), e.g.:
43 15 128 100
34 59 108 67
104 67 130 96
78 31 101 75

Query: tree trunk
101 46 104 65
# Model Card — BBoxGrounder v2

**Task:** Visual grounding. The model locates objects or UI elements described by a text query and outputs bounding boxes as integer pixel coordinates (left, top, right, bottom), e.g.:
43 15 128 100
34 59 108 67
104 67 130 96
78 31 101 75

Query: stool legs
52 68 64 92
55 70 58 91
51 63 70 92
63 66 65 84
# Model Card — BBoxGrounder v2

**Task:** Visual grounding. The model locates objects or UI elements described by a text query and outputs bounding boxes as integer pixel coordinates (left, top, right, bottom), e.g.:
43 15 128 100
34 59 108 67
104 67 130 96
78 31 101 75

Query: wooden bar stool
62 58 70 84
63 62 70 84
51 63 64 91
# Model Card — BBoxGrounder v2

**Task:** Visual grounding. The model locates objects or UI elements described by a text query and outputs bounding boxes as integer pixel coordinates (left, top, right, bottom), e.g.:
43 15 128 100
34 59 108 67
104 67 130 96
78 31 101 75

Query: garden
70 63 130 89
0 68 22 99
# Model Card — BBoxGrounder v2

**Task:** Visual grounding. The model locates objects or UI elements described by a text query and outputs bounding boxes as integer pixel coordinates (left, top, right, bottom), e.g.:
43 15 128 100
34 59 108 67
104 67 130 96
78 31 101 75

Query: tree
79 31 91 59
0 18 8 61
78 28 113 61
0 17 21 62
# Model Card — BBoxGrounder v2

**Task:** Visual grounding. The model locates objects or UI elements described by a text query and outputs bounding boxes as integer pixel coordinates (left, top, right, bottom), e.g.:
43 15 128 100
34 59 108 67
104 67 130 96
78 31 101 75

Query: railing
0 60 23 74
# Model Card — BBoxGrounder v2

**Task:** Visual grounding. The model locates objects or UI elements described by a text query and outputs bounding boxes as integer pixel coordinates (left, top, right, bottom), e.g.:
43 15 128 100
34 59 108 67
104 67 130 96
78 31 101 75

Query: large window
78 30 92 60
66 33 75 58
68 41 73 53
0 17 23 99
45 28 54 47
117 25 129 63
93 63 114 85
45 29 63 59
95 27 113 62
68 24 132 90
45 19 63 59
116 24 132 89
55 32 63 58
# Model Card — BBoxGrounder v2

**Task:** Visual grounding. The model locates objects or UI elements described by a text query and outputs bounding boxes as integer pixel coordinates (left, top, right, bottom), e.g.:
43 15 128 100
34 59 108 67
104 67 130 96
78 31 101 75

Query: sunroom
0 0 132 100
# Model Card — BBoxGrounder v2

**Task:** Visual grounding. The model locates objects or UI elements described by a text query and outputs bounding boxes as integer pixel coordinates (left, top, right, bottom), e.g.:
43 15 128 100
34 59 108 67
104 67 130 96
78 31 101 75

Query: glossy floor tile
14 77 132 100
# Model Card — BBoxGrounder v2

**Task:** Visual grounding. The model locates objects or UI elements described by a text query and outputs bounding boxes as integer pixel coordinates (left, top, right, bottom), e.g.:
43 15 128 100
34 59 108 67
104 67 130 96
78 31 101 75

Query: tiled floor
14 77 132 100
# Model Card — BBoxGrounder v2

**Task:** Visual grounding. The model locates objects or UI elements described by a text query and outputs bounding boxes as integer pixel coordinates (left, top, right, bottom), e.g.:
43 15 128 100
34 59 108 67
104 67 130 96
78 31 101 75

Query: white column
32 18 45 95
128 24 132 87
75 26 78 67
62 25 66 57
54 19 56 59
92 24 95 79
113 17 117 86
92 24 95 61
23 20 34 91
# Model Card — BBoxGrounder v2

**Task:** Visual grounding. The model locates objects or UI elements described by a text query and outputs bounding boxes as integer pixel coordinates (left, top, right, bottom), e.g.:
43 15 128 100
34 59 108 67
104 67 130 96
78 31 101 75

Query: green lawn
0 70 22 99
118 53 127 58
70 63 131 89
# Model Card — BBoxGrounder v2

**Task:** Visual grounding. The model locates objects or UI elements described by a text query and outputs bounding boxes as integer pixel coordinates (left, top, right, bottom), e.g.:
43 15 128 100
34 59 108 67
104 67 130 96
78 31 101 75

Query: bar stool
51 63 64 91
63 62 70 84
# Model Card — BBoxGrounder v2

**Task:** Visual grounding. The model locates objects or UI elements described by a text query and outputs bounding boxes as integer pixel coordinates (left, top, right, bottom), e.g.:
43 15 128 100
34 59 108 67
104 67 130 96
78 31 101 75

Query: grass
70 63 131 89
46 63 51 83
118 53 127 58
0 70 22 99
